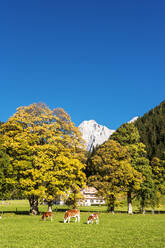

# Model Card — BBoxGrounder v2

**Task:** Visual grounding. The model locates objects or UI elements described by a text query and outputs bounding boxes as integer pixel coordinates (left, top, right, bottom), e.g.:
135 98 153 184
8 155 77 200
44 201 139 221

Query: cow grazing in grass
87 213 99 224
41 211 53 221
64 209 80 223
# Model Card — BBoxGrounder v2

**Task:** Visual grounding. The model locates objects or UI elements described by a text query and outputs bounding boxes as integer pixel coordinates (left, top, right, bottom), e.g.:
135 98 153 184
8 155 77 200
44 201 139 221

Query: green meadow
0 200 165 248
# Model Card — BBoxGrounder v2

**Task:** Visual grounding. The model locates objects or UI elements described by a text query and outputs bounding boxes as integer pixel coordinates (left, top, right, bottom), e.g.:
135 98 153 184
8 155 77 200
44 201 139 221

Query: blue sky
1 0 164 129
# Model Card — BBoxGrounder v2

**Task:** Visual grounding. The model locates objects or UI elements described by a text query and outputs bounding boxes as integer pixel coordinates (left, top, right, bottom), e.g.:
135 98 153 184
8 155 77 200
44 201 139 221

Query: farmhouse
52 186 105 206
79 186 105 206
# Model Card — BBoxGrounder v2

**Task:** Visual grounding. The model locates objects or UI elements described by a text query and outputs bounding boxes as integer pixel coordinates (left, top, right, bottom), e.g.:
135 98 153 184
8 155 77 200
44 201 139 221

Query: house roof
82 186 98 194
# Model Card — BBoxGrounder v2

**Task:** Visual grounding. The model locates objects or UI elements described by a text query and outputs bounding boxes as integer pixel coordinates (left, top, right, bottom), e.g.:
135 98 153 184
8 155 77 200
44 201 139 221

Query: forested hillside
135 100 165 160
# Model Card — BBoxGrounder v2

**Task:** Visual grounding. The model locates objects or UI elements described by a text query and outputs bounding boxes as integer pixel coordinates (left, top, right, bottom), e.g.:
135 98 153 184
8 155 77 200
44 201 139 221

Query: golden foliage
1 103 86 202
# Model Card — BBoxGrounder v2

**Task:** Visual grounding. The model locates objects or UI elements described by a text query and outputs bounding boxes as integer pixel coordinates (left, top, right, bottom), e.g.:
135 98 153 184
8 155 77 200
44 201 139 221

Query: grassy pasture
0 200 165 248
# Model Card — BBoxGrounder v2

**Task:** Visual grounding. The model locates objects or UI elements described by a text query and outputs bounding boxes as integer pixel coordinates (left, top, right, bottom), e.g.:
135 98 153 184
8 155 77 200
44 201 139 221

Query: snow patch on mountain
79 120 115 152
128 116 139 123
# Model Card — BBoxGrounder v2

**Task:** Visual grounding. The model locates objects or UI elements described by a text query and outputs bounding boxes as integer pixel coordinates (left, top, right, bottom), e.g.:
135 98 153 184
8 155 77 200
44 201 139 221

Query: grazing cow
41 211 53 221
64 209 80 223
87 213 99 224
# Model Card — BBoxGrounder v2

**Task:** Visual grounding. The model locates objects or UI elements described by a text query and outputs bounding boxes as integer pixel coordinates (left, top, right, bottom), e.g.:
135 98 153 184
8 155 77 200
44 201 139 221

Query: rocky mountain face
78 120 115 152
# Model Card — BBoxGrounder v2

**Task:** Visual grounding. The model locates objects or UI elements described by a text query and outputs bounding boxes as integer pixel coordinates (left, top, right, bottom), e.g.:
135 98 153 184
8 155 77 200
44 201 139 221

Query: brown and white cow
87 213 99 224
64 209 80 223
41 211 53 221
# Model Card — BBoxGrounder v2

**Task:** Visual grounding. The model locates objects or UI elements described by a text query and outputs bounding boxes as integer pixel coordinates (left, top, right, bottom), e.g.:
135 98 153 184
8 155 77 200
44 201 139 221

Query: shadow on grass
0 210 30 215
1 209 165 215
59 220 64 223
58 220 81 224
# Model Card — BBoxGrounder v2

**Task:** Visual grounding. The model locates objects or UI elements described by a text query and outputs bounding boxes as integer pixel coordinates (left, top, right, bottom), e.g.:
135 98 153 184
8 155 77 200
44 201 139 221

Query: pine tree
135 100 165 160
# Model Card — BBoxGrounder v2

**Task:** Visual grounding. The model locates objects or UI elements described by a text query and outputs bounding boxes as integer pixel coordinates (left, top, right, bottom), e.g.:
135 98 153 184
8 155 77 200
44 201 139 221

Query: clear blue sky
1 0 164 129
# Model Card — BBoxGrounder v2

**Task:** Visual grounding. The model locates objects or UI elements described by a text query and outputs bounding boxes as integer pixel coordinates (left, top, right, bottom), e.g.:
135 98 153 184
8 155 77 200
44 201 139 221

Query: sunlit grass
0 200 165 248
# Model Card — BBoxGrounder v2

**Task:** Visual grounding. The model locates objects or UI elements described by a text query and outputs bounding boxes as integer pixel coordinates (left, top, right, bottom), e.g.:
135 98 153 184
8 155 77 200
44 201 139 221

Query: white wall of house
52 187 105 206
79 187 105 206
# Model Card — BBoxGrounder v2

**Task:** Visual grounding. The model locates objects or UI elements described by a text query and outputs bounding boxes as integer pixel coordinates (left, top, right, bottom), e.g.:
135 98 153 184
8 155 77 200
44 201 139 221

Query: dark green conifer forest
135 100 165 160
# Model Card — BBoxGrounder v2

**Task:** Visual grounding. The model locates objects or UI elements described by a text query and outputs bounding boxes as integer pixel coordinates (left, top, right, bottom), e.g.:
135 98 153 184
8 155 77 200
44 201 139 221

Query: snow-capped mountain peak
79 120 115 152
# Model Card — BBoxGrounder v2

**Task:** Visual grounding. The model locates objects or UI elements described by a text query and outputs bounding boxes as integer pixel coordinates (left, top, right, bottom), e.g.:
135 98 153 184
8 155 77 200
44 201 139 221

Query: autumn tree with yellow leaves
0 103 86 214
86 139 142 213
111 123 151 214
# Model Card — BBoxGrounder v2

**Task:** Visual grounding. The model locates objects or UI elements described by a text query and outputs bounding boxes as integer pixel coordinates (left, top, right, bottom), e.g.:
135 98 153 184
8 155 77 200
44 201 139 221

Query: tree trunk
141 196 145 214
47 201 53 212
107 204 115 214
107 195 115 214
72 190 78 209
127 191 133 214
29 196 39 215
142 206 146 214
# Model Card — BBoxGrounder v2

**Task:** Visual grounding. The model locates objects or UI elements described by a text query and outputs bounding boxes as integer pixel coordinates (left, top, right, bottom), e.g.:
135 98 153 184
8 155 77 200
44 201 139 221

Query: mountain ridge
78 120 115 152
79 117 139 152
